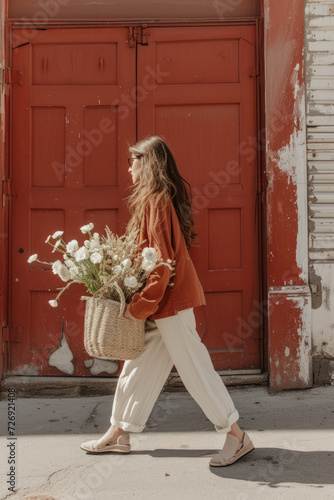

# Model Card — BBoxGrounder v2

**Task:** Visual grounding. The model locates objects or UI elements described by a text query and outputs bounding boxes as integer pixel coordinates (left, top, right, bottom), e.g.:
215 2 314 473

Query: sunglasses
128 156 143 167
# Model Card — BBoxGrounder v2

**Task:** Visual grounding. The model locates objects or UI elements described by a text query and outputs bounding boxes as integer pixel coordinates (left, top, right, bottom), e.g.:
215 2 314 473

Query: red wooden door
9 25 261 376
137 26 260 370
10 28 136 376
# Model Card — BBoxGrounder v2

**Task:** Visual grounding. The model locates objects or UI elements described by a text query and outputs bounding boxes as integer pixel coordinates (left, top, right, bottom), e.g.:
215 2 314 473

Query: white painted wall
305 0 334 383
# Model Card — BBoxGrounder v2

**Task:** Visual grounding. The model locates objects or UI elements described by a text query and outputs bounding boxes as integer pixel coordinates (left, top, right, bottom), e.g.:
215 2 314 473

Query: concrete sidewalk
0 385 333 500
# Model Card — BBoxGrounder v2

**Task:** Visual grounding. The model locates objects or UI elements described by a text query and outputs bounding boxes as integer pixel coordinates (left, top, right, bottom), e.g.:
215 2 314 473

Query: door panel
10 28 136 375
137 26 260 369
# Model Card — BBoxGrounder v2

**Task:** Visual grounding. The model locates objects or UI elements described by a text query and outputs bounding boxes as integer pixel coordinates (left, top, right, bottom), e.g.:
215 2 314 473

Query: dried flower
74 246 90 262
114 265 122 275
52 260 62 274
52 231 64 239
142 247 158 262
49 300 58 307
90 252 103 264
142 259 154 271
28 254 38 263
122 258 132 269
124 276 138 288
66 240 79 255
52 239 62 253
69 265 80 278
58 265 71 282
80 223 94 234
65 259 75 268
90 240 101 251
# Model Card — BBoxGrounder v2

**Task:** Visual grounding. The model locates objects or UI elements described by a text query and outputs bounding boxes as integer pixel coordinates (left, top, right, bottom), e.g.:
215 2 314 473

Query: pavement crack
46 466 69 484
82 401 103 429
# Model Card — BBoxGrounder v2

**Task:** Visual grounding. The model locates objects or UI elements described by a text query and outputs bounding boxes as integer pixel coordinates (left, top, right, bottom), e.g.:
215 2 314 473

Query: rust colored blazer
128 195 206 320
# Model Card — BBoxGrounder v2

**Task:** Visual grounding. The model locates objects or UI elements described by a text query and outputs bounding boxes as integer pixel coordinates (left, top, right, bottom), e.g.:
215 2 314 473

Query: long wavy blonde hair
124 135 199 249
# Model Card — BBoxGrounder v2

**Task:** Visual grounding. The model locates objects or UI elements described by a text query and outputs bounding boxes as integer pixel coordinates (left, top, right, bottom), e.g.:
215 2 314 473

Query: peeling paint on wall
269 287 312 390
311 263 334 358
265 0 312 390
313 356 334 385
48 331 74 375
309 264 323 309
275 59 308 284
84 358 118 375
297 297 312 385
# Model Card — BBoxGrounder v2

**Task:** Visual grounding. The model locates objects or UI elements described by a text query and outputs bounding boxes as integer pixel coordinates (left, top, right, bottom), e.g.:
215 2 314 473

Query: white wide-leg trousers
110 307 239 433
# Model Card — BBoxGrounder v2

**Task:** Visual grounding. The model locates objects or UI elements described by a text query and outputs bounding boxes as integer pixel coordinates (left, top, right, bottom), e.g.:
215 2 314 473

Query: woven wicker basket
82 285 145 360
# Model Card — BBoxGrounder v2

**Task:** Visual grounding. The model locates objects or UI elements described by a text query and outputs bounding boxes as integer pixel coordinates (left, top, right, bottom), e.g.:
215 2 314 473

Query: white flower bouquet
27 223 176 360
28 223 176 307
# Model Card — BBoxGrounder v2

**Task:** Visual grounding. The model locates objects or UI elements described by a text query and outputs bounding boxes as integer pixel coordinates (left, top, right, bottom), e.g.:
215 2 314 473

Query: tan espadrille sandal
209 431 254 467
80 432 131 453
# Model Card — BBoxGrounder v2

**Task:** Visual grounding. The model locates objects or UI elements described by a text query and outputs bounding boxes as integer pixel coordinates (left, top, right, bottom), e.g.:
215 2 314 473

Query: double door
9 25 261 376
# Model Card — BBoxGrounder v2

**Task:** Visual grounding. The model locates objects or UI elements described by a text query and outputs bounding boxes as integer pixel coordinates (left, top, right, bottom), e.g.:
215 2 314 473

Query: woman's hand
123 303 137 320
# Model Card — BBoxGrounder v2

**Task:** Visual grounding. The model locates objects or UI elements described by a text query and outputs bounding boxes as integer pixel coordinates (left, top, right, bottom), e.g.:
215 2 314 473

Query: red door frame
0 0 9 381
1 0 311 391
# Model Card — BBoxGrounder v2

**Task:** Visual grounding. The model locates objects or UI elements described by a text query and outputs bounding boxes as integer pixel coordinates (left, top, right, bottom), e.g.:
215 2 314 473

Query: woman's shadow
131 447 334 487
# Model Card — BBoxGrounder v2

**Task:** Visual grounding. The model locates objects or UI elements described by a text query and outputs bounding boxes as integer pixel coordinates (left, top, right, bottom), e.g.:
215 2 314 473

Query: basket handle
113 282 126 318
80 282 126 319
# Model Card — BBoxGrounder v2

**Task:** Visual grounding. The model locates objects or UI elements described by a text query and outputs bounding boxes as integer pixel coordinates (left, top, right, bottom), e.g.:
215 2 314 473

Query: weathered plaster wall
265 0 312 391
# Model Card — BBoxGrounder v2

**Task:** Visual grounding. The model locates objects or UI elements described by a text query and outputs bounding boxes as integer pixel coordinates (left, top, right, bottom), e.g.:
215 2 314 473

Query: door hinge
2 324 20 344
128 25 150 48
5 67 11 85
2 67 23 86
2 325 10 342
0 65 9 89
2 179 11 207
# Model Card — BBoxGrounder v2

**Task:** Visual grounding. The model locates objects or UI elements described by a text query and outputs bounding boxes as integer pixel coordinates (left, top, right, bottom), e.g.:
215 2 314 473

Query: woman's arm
127 197 175 320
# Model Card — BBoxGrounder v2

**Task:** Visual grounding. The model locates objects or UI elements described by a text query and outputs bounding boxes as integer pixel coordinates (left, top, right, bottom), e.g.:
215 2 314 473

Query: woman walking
80 136 254 466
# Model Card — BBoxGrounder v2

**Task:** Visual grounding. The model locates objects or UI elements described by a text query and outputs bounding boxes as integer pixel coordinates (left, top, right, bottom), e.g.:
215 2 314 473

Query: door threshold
164 371 268 391
0 372 268 399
